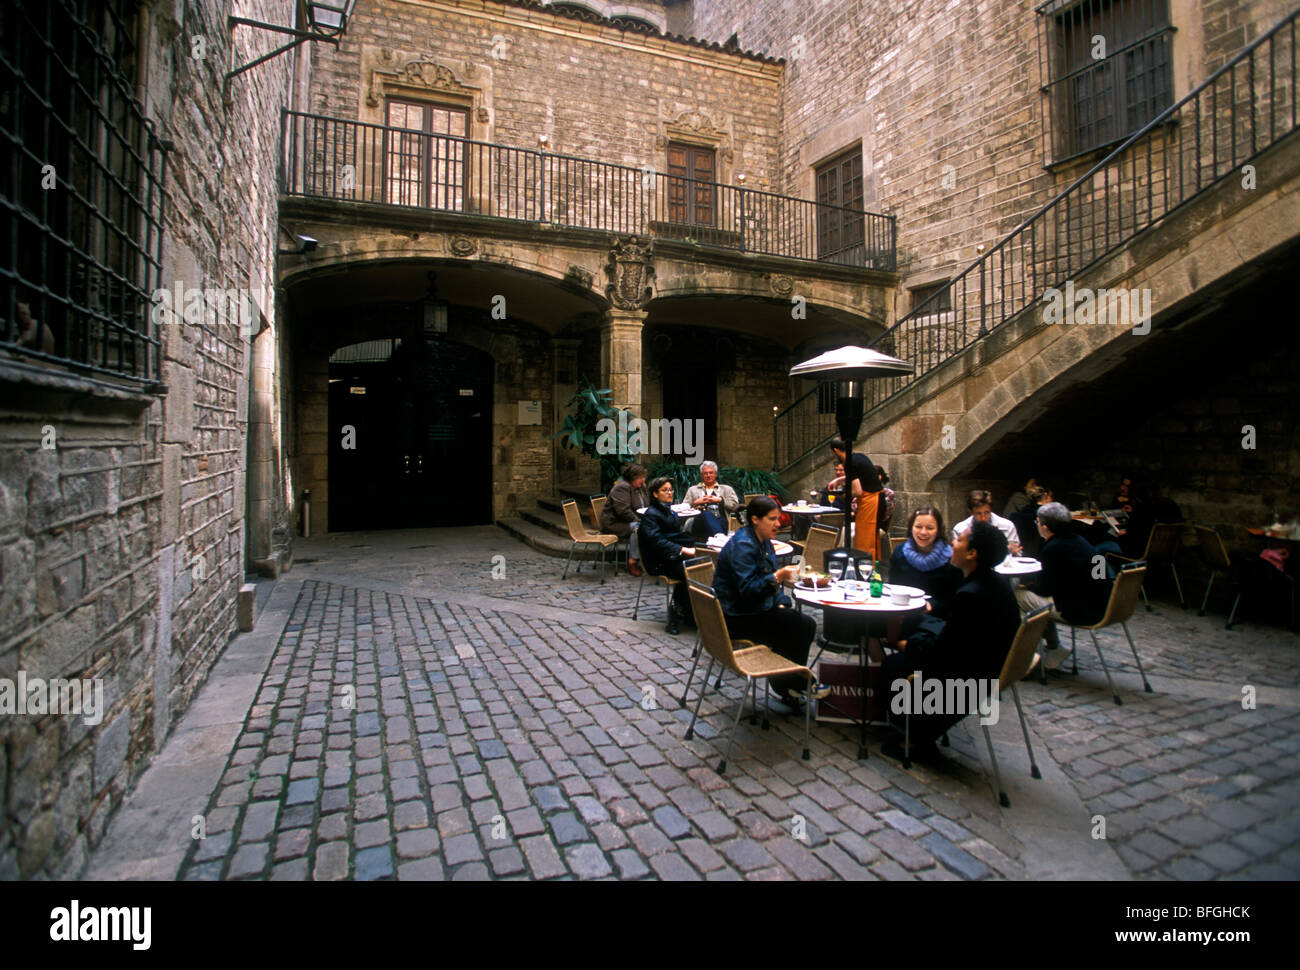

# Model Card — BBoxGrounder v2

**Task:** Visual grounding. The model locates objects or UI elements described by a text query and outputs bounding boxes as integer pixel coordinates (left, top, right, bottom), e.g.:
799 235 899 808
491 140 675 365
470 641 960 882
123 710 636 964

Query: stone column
600 309 645 413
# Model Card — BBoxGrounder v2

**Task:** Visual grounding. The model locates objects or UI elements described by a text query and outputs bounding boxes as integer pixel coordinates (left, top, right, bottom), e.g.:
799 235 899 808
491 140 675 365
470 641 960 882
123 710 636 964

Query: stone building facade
0 0 293 878
2 0 1296 879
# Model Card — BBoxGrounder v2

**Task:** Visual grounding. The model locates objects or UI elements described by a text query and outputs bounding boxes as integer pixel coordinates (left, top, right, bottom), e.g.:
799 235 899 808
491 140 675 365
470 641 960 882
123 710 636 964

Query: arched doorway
328 335 493 530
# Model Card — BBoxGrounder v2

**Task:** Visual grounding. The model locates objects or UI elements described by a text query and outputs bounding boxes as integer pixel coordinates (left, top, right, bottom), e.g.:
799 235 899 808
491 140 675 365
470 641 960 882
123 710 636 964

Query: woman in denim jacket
713 496 828 709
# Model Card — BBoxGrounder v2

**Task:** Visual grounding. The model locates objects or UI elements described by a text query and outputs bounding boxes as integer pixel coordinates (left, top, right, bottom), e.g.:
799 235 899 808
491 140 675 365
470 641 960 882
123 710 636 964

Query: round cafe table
791 582 928 760
782 503 841 541
698 533 794 560
636 505 701 520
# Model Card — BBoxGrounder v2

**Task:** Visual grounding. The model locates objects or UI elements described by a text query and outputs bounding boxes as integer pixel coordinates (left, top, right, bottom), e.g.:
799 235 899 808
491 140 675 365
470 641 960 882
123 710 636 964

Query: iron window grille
1037 0 1175 164
1 0 166 385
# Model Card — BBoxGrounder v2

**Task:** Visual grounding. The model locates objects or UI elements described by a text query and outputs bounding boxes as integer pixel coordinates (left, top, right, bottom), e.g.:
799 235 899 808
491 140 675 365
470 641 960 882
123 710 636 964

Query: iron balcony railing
280 109 896 270
775 5 1299 471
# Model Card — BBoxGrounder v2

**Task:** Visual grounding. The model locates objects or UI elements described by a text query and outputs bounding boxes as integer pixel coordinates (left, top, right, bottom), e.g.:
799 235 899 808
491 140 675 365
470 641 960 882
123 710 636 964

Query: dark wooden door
329 335 492 531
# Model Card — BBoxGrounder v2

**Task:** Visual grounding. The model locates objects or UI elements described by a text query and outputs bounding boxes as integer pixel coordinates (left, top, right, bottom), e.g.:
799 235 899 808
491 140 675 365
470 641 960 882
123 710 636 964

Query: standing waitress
829 436 883 560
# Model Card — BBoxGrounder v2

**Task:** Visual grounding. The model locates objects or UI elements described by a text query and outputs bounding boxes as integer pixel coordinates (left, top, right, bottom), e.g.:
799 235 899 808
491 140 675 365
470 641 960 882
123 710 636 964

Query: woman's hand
681 547 696 557
774 565 799 584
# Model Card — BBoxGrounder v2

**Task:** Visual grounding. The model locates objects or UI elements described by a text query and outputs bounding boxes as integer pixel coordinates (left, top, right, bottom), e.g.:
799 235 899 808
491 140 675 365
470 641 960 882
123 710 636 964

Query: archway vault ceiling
282 260 884 348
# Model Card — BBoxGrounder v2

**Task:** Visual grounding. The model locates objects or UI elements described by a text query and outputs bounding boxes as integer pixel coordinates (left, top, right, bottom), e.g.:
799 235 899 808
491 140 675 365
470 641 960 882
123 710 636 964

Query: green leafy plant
554 377 639 490
646 460 786 502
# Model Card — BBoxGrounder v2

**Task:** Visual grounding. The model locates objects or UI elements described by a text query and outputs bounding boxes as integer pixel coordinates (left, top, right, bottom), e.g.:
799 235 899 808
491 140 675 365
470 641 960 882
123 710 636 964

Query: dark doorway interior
661 358 717 462
329 336 493 531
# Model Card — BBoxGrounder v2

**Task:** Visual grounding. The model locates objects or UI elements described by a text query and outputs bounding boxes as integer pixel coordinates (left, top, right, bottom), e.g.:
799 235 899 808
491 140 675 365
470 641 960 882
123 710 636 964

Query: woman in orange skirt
830 436 884 561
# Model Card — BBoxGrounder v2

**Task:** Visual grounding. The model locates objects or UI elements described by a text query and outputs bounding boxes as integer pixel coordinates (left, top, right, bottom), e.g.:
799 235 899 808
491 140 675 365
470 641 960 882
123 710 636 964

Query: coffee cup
797 499 807 506
891 589 910 605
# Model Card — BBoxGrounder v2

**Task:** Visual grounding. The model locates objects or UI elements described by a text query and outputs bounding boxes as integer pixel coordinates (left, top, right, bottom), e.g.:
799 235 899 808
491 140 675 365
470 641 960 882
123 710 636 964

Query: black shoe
665 616 681 635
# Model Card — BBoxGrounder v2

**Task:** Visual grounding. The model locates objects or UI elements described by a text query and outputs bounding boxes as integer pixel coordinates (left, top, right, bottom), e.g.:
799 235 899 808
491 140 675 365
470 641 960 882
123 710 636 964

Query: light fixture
225 1 358 99
422 272 448 334
538 133 550 150
737 172 747 184
277 228 318 255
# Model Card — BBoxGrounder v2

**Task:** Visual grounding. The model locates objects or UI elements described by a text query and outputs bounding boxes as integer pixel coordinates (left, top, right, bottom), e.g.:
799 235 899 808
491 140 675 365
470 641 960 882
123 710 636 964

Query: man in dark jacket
881 520 1021 762
638 477 698 634
1016 502 1114 668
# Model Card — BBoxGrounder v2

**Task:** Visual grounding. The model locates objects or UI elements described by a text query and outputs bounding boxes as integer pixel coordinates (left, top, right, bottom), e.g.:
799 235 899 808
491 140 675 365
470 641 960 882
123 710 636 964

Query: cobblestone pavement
104 527 1300 880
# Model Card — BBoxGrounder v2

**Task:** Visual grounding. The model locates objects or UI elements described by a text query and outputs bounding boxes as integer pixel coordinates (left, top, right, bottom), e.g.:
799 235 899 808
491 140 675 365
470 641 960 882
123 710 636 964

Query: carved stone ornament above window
361 48 495 143
654 106 734 165
449 235 477 256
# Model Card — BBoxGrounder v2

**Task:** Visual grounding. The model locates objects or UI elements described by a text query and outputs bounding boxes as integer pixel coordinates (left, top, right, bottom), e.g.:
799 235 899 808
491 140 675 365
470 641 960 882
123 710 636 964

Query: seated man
951 489 1022 555
1015 502 1114 668
681 460 740 538
881 520 1021 763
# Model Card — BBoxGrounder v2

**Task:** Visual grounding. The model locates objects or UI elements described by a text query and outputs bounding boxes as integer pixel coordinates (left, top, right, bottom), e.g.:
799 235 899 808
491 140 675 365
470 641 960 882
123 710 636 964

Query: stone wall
686 0 1292 321
305 0 783 189
0 0 292 878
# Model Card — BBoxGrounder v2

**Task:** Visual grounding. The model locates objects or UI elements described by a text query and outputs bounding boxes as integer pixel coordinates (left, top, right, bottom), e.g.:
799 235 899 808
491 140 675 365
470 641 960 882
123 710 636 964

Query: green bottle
869 565 883 599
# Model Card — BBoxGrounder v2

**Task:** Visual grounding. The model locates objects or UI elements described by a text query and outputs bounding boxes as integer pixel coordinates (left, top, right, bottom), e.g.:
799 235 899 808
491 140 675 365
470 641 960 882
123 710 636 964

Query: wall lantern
225 0 358 100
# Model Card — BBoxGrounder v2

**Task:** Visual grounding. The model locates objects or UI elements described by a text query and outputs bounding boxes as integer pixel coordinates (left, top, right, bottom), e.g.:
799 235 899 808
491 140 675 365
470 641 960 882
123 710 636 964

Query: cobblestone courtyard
85 528 1300 881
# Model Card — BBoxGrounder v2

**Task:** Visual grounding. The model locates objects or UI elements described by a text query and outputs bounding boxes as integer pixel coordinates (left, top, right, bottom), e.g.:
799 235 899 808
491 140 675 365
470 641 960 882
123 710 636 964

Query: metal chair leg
685 657 714 741
983 723 1010 808
1011 685 1041 779
1226 592 1242 630
1141 584 1151 612
680 644 703 708
1121 622 1153 693
748 677 760 726
1088 628 1121 705
631 572 645 620
1171 562 1185 608
718 675 750 775
762 677 771 731
1199 571 1215 616
802 678 811 760
1071 625 1078 675
563 542 576 580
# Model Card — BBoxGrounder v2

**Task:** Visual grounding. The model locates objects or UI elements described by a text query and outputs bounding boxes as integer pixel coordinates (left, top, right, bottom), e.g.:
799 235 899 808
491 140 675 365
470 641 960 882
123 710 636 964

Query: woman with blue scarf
890 506 961 621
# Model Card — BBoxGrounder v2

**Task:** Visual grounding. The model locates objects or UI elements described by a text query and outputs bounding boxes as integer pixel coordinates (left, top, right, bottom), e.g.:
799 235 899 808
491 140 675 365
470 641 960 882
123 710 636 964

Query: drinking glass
827 560 844 583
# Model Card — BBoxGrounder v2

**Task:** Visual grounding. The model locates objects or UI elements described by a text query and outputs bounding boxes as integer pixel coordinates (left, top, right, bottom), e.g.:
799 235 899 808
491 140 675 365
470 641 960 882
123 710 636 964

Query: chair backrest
1143 521 1184 563
589 494 607 531
1194 525 1232 572
727 514 740 534
998 607 1053 689
801 524 839 573
889 535 905 554
561 499 590 541
686 581 742 676
878 529 889 570
1096 564 1147 627
684 555 714 587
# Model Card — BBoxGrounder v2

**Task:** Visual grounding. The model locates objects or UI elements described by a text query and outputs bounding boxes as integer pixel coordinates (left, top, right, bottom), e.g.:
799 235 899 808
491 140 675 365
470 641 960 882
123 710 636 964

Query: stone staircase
497 488 621 562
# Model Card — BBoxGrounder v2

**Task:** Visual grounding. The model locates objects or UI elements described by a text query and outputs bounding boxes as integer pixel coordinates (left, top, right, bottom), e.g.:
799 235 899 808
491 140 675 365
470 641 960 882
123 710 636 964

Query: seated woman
713 496 829 710
600 463 649 576
638 476 698 635
889 506 961 620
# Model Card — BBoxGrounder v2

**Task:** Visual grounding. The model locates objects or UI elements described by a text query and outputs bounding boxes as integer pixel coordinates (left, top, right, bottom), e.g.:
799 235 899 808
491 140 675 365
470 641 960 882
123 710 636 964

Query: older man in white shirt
951 489 1022 555
682 461 740 537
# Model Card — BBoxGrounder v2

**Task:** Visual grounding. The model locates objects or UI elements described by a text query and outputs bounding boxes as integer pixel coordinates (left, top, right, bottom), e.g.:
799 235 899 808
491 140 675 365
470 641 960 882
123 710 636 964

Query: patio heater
789 345 913 574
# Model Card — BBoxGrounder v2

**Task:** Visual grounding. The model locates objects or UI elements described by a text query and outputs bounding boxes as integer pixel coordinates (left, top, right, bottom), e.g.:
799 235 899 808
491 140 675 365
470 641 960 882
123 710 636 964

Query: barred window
0 0 165 384
1038 0 1175 163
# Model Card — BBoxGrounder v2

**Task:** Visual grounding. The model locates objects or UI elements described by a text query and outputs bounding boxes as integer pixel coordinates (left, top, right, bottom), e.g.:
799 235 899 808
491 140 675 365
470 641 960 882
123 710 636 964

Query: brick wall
0 0 292 878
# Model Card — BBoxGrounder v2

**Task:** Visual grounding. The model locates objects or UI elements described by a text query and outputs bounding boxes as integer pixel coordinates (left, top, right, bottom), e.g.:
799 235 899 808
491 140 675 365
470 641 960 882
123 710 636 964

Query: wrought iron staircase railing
774 5 1300 471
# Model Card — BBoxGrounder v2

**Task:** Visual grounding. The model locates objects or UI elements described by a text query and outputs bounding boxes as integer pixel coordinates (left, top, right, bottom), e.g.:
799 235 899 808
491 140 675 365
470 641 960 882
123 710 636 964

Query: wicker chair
683 580 816 774
560 499 619 582
1066 563 1152 704
1194 525 1244 629
1107 521 1185 610
631 556 683 632
588 494 607 532
727 514 740 534
679 557 718 706
789 522 839 572
901 608 1052 807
